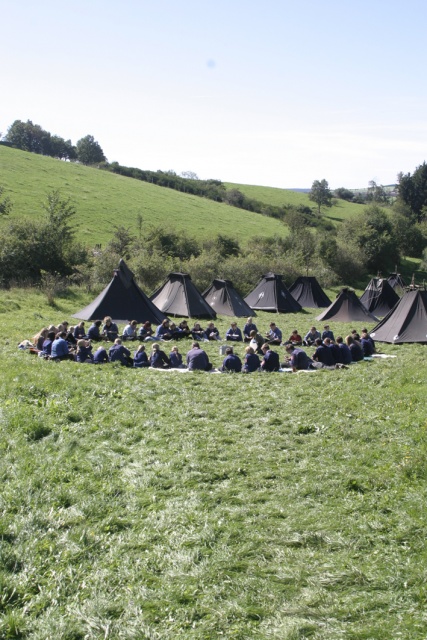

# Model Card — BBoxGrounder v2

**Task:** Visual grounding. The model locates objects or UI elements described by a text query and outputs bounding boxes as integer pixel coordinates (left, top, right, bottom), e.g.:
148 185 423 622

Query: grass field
0 147 287 247
225 182 368 224
1 286 427 639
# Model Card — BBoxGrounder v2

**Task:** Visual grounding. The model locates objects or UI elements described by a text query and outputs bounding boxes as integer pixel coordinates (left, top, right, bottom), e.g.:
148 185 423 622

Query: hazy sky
1 0 426 188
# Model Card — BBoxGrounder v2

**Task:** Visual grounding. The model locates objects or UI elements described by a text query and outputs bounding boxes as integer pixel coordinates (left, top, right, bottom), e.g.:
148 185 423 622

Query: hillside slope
0 147 288 247
225 181 367 223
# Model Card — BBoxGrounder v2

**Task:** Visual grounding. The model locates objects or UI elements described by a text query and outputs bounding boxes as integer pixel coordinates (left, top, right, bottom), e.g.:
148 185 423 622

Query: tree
397 162 427 222
308 179 333 214
366 180 390 204
181 171 199 180
334 187 355 201
76 135 106 165
5 119 51 155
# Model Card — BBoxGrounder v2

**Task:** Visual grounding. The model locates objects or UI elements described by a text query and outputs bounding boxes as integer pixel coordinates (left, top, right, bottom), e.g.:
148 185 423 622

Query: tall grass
0 287 426 638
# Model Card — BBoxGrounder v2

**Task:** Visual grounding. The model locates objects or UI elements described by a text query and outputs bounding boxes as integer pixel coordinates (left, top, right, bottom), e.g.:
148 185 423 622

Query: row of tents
73 260 427 343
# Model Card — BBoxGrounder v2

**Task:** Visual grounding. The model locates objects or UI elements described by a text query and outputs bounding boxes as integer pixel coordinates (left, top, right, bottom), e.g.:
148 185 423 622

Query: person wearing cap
226 322 243 342
265 322 282 345
220 346 242 373
322 325 335 341
260 343 280 372
283 344 313 371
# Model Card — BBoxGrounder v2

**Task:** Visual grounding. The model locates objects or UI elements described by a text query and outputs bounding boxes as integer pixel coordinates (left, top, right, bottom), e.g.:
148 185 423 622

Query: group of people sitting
27 316 376 372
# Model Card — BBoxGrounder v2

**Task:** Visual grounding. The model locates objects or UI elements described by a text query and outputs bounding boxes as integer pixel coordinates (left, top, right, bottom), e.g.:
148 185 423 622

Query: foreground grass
1 288 427 639
0 147 287 247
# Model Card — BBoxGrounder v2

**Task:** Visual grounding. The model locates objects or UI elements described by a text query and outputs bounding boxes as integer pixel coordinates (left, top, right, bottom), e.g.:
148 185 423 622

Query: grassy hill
0 147 288 247
1 286 426 638
225 181 367 223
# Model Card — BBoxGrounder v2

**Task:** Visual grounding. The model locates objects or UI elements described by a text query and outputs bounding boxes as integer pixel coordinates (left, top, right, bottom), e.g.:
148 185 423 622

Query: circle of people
30 316 376 373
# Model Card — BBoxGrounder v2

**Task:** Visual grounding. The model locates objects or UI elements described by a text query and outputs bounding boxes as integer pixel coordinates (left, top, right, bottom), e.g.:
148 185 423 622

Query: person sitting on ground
205 321 221 341
312 338 335 367
345 335 364 362
265 322 282 345
178 320 192 338
169 345 185 368
186 341 212 371
226 322 242 342
283 344 313 371
73 322 87 340
169 322 184 340
93 345 109 364
109 338 132 366
336 336 352 365
88 320 103 342
242 346 261 373
260 343 280 372
139 321 156 341
322 324 335 341
103 316 119 342
133 344 149 368
41 331 56 358
149 343 170 368
303 326 321 346
361 328 376 353
66 326 77 346
249 329 264 354
33 327 49 351
51 332 75 361
285 329 302 346
122 320 139 341
325 338 341 363
243 317 258 342
155 318 173 341
76 339 93 363
360 331 374 357
220 346 242 373
351 329 361 344
191 322 207 341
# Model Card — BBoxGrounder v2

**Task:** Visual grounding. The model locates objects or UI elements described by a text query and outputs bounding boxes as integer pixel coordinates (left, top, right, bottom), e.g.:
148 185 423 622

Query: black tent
370 288 427 343
244 272 302 313
150 272 216 318
387 272 406 292
360 277 399 317
72 259 167 324
202 279 255 317
288 276 331 308
316 287 378 322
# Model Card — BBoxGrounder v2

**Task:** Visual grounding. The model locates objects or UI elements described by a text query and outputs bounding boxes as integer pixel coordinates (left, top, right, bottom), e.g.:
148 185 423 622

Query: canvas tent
150 272 216 318
360 277 399 317
288 276 331 308
316 287 379 322
370 288 427 343
72 259 167 324
202 279 255 317
244 272 302 313
387 272 406 292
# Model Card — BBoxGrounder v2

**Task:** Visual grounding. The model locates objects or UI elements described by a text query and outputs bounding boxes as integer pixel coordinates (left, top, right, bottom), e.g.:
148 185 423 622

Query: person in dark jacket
260 343 280 372
312 338 335 367
41 331 56 357
336 336 352 364
226 322 243 342
186 342 212 371
243 317 258 342
220 347 242 372
93 345 109 364
51 332 75 361
346 335 364 362
321 325 335 341
109 339 132 366
149 343 170 368
76 339 93 363
360 331 374 356
88 320 103 341
169 345 185 368
103 316 119 341
73 322 87 340
133 344 149 368
242 346 261 373
284 344 312 371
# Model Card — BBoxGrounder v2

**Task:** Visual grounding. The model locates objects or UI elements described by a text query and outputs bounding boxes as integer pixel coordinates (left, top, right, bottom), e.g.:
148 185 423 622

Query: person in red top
285 329 302 345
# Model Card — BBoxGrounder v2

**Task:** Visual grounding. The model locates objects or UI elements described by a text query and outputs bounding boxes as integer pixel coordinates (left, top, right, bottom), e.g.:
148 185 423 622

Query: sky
1 0 427 189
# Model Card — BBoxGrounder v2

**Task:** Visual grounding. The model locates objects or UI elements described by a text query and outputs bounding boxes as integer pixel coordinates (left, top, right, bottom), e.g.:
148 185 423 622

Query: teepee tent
72 259 167 324
360 277 399 317
288 276 331 308
244 272 302 313
150 272 216 318
202 279 255 317
370 288 427 343
316 288 379 322
387 272 406 292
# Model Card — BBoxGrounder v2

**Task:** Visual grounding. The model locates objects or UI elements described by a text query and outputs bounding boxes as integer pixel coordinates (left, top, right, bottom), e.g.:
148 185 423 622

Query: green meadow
225 182 367 224
1 286 427 639
0 147 288 247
